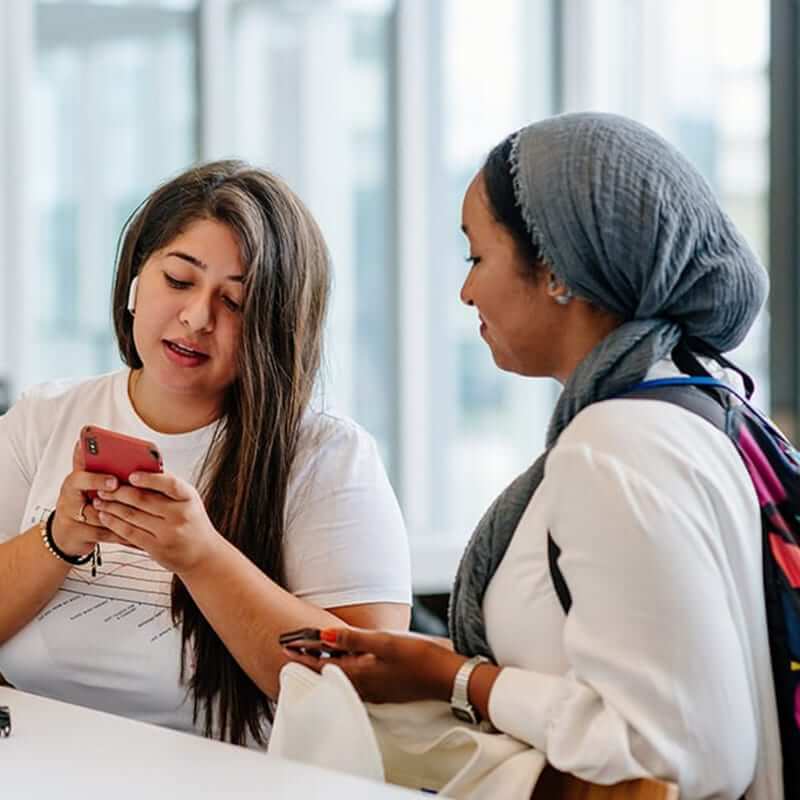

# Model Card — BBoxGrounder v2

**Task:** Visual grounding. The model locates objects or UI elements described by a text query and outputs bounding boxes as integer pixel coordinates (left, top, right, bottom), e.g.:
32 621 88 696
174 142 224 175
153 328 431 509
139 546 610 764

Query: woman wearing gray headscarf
285 113 780 799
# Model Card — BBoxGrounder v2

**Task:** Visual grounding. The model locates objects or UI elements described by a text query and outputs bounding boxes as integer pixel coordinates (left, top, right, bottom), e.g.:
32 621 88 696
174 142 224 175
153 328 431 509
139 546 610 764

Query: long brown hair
112 161 330 745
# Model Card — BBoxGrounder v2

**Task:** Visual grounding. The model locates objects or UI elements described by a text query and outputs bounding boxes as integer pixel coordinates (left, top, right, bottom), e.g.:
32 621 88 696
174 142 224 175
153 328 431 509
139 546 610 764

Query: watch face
451 705 477 725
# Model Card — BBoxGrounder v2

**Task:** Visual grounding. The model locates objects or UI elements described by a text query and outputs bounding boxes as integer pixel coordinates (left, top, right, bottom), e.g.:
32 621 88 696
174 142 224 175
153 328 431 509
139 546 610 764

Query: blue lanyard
626 376 733 394
623 376 785 440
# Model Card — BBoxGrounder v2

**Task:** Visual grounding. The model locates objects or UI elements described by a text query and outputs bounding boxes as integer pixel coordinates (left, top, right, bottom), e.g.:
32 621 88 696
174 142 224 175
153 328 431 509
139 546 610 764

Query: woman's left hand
283 628 468 704
92 471 221 575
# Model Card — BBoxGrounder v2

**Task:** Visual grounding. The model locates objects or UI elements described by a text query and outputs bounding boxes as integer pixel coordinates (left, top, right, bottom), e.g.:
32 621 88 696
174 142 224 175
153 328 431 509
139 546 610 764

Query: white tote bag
269 662 545 800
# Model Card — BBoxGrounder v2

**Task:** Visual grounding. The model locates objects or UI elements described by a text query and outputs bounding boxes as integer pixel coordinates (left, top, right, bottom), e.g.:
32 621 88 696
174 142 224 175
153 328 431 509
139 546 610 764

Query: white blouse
482 359 782 800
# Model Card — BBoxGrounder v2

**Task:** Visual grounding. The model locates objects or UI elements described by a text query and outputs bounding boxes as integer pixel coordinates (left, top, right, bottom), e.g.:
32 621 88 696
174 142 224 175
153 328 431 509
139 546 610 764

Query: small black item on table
0 705 10 737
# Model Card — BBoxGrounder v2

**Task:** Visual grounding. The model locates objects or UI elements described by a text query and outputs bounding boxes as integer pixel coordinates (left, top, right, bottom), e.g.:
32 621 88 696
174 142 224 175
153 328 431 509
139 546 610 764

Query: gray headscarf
448 112 769 658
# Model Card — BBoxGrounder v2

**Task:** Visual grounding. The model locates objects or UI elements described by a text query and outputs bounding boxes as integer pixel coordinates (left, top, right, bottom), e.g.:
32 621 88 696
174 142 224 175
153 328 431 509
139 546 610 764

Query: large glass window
230 0 396 467
26 1 198 391
563 0 770 403
425 0 558 543
0 0 776 591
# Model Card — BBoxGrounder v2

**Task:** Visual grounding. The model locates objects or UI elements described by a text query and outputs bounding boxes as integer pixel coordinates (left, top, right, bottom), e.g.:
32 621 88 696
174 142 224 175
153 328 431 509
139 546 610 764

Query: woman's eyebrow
165 250 243 282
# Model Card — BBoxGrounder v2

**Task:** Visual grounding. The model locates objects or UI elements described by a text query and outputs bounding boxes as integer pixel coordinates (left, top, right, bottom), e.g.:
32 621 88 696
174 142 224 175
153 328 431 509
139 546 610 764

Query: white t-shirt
0 370 411 736
482 359 782 800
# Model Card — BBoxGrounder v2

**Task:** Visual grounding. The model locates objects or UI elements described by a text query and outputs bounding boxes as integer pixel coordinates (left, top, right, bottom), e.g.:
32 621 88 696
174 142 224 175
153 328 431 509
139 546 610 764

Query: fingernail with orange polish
320 629 338 643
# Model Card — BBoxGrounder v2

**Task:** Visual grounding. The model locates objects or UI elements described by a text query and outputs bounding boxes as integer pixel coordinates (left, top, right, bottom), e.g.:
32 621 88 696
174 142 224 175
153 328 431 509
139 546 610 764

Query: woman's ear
546 273 573 306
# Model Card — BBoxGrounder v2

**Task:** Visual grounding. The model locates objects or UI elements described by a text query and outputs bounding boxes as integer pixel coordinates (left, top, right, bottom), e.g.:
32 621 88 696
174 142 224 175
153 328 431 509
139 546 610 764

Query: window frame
0 0 787 591
769 0 800 439
0 2 36 403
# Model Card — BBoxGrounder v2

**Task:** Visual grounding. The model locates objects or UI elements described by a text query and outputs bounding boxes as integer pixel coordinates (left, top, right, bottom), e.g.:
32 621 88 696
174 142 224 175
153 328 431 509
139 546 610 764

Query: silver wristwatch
450 655 489 725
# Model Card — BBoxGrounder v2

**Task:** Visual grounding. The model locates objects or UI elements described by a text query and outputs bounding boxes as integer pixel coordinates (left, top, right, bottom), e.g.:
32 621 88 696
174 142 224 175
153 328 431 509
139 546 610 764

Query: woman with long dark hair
0 161 411 746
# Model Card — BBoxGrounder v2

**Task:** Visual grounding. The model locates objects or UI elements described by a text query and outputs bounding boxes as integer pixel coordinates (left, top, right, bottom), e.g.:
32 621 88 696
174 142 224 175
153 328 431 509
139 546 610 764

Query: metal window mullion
551 0 564 113
36 4 189 48
197 0 232 161
560 0 600 112
769 0 800 437
385 6 401 486
1 3 36 398
0 3 8 387
393 0 432 540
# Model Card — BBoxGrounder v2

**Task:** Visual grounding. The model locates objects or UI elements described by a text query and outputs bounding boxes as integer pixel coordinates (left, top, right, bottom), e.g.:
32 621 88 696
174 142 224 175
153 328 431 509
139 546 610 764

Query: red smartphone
278 628 349 657
80 425 163 498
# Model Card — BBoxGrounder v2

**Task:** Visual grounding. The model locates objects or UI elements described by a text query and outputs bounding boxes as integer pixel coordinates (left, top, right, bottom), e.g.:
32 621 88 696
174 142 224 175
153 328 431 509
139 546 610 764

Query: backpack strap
547 533 572 613
679 336 756 399
623 382 729 432
547 378 731 615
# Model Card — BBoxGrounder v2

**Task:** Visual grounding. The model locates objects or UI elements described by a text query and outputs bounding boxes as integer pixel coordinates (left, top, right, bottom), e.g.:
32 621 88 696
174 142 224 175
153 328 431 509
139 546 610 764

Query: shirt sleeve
282 418 411 608
487 442 757 800
0 395 38 542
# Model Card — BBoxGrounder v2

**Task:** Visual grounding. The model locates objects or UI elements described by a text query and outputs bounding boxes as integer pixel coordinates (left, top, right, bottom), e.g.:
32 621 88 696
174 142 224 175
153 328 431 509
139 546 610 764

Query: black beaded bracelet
41 510 100 576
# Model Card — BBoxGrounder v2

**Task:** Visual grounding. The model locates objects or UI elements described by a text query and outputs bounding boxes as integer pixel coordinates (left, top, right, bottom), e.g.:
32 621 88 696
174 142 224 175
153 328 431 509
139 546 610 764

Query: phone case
278 627 346 656
80 425 163 498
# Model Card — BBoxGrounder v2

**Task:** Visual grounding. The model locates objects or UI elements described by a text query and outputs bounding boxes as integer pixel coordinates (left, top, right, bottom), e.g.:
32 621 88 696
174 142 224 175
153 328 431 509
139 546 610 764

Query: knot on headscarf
449 112 768 658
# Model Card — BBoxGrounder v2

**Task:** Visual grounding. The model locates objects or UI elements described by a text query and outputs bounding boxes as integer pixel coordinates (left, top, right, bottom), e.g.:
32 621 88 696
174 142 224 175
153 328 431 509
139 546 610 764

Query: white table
0 687 418 799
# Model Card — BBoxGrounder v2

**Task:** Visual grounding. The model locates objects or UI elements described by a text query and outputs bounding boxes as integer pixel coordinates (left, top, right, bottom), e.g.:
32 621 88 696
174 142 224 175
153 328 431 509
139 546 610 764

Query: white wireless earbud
127 276 139 314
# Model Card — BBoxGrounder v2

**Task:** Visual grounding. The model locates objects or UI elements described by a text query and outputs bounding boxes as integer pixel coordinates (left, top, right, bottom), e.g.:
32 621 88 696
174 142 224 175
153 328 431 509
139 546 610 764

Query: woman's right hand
50 443 125 557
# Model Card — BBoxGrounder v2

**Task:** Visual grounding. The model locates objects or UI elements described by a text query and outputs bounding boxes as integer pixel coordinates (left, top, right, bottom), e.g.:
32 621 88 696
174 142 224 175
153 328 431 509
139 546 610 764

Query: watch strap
450 655 489 724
